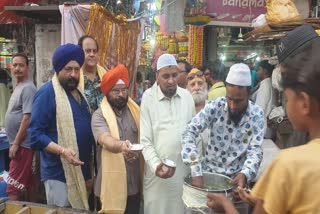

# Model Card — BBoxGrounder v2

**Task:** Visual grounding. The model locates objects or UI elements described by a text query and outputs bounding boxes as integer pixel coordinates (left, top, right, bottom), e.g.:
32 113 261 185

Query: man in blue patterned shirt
181 63 264 190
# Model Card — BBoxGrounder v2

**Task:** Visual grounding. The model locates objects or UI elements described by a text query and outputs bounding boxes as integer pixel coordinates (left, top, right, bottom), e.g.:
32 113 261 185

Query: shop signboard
206 0 267 26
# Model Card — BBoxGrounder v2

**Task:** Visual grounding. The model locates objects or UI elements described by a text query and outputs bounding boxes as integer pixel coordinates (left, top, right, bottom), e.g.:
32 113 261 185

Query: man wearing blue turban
28 44 94 210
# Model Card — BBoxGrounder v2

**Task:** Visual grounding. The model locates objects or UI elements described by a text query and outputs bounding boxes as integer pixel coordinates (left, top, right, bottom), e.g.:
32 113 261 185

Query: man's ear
299 92 312 116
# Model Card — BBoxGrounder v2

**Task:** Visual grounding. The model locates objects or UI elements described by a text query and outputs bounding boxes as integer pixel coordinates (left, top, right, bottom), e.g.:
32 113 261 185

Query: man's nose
70 69 78 77
168 76 176 84
229 101 237 111
194 83 201 91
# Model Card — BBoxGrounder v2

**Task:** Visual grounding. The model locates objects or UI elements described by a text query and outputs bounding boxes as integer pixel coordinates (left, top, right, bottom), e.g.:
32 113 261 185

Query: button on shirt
181 97 264 182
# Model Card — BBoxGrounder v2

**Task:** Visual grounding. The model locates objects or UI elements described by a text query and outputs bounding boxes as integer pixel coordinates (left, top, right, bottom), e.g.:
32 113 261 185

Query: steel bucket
184 172 234 193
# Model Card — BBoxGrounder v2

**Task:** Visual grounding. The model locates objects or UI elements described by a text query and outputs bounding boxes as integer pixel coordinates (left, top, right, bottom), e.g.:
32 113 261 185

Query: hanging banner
206 0 267 26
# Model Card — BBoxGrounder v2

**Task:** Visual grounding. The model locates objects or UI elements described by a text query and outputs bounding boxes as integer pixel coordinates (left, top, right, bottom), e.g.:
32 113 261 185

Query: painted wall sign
206 0 267 26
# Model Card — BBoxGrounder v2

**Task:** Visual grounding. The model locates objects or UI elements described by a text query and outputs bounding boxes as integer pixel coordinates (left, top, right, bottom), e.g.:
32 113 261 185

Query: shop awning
4 5 60 23
0 0 40 24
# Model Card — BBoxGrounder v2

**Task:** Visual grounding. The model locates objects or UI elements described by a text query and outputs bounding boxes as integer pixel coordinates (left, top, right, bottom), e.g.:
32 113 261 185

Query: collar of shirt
154 83 182 101
222 98 253 126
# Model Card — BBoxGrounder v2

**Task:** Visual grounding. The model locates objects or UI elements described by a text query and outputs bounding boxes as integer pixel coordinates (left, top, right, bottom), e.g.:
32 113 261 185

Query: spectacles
111 88 128 95
187 71 204 81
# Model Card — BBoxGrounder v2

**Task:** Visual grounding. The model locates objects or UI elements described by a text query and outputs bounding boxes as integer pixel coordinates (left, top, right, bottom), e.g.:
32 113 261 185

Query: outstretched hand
61 148 84 166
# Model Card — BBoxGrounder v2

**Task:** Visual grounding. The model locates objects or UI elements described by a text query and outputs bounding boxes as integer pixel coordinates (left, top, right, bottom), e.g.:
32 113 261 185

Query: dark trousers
125 193 140 214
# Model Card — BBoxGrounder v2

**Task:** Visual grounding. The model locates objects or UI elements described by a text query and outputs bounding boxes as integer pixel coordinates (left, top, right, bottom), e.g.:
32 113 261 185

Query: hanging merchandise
187 25 203 67
160 35 169 51
168 36 178 55
178 35 188 59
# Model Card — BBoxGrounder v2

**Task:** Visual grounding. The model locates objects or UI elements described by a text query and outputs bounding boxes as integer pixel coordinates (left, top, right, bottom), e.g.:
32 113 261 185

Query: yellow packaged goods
168 38 178 54
266 0 301 24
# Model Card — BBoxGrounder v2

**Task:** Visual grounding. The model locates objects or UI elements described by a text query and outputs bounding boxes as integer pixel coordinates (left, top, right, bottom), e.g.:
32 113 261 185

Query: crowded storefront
0 0 320 213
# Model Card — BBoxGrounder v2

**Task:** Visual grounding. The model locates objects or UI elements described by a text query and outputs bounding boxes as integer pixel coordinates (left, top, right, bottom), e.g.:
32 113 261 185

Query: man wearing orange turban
100 64 129 96
92 64 143 214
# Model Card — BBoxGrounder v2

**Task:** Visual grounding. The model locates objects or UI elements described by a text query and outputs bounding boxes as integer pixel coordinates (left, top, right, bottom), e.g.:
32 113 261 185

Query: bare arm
44 142 84 166
97 132 129 153
253 200 267 214
13 113 30 145
9 114 31 159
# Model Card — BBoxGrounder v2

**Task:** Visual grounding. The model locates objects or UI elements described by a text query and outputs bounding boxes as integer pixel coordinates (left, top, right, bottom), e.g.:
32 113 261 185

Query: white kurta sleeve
140 92 161 174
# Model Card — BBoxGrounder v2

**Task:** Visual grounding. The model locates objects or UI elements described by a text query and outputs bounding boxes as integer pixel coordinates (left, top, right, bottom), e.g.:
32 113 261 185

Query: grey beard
192 90 208 105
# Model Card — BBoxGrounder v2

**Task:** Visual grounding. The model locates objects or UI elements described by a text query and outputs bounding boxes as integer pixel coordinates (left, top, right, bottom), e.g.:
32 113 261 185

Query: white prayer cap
116 79 125 85
226 63 251 86
157 54 177 71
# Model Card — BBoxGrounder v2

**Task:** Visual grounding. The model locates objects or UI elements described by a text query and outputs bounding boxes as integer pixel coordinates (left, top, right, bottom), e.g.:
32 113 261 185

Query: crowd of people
3 24 320 214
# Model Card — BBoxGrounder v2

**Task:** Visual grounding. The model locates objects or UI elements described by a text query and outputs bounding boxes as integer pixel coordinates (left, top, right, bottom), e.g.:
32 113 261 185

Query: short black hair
12 53 29 66
176 60 192 73
225 82 251 94
203 60 225 81
78 35 99 52
258 60 274 77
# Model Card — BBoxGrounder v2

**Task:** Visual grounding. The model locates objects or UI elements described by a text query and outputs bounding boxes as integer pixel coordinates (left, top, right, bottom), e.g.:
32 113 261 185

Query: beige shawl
52 74 89 210
99 96 140 214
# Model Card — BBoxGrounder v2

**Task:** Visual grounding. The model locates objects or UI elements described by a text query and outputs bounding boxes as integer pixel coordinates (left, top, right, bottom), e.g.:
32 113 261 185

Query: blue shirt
181 97 264 182
28 81 93 182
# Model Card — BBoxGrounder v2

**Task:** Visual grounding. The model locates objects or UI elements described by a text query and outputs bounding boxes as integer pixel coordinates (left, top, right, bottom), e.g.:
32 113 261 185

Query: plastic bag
266 0 301 24
252 14 267 28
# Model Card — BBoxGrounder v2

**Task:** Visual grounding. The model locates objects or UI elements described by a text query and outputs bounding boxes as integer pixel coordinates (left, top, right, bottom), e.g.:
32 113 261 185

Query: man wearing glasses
186 68 208 113
91 64 142 214
186 68 210 159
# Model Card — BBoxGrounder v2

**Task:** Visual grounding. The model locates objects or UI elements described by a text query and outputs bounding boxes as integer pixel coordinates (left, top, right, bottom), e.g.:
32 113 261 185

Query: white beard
192 89 208 105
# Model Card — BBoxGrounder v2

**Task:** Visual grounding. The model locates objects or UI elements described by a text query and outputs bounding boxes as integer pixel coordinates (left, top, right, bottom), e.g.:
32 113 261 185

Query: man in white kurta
140 54 195 214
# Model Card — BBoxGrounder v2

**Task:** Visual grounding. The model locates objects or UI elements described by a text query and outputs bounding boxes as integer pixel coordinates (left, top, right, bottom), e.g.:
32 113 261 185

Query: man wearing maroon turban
92 64 143 214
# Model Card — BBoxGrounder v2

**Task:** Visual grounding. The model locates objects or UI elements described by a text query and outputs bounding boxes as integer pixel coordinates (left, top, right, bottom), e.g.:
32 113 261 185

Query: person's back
252 140 320 213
